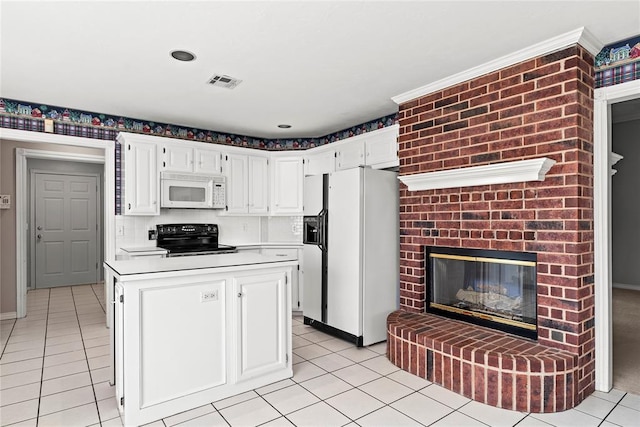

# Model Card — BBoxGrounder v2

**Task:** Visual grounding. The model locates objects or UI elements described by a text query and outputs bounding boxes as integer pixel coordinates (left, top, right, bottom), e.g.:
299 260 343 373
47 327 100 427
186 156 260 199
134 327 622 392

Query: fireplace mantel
399 157 556 192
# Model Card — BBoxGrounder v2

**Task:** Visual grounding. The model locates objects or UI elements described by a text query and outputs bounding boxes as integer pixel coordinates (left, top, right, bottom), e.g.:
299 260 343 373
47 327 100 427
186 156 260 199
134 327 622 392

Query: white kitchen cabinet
235 270 288 382
304 125 399 174
119 135 159 216
261 247 301 311
249 156 269 214
162 144 222 174
365 127 399 168
161 144 193 173
336 139 365 171
224 153 248 214
223 153 268 214
336 126 399 170
271 156 304 215
305 148 336 176
195 147 223 174
108 257 294 426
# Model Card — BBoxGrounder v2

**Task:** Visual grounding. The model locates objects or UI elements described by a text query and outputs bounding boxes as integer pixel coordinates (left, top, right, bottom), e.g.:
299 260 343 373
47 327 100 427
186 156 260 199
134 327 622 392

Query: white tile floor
1 285 639 427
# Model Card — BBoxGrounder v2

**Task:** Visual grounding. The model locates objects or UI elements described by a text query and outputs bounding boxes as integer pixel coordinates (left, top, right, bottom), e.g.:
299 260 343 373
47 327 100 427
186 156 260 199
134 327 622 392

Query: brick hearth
387 311 579 413
392 44 595 412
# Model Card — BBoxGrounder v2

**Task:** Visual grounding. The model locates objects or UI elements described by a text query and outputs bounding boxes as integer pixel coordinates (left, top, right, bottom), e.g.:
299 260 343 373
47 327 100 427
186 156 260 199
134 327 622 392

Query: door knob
37 226 42 230
37 234 42 240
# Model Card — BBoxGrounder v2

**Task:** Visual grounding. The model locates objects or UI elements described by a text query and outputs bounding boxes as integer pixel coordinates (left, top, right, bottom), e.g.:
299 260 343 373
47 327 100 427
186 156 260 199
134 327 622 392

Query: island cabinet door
235 271 288 382
129 277 227 418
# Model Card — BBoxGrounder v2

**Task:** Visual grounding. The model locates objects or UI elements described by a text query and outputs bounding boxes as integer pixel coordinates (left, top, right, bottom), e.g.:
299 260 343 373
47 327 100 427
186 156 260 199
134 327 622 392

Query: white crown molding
392 27 604 105
577 27 604 57
398 157 556 192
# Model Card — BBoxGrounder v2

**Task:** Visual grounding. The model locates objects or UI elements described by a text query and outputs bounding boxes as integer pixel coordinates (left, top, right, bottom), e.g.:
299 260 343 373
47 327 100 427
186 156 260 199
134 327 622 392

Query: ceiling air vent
207 74 242 89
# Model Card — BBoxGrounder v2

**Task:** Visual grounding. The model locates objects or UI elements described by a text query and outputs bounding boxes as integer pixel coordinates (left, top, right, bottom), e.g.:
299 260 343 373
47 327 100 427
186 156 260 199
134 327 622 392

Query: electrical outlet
148 229 157 240
201 290 218 302
116 225 125 236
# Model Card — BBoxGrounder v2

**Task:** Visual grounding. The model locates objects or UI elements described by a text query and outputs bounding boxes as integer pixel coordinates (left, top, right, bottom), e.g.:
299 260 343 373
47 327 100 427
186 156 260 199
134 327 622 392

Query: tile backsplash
115 211 301 251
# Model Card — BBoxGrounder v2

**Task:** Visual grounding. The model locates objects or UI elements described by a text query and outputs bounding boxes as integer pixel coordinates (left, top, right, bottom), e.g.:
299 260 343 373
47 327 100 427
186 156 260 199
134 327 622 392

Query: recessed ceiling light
278 124 292 129
170 50 196 62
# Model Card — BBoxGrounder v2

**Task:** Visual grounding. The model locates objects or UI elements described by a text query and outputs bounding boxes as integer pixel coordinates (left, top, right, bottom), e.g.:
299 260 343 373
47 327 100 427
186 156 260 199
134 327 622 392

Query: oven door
161 176 214 208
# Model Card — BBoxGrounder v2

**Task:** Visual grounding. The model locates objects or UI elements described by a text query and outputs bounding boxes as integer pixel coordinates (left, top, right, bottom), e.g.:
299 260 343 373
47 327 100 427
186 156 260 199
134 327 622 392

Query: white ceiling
1 1 639 139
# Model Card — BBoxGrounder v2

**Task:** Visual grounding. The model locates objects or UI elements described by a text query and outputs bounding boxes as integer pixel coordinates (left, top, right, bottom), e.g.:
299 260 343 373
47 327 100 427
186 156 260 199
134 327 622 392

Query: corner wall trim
398 157 556 192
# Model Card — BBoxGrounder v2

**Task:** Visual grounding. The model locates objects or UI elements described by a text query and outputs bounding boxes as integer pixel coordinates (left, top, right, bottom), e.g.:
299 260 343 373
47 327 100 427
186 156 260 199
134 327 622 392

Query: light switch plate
0 195 10 209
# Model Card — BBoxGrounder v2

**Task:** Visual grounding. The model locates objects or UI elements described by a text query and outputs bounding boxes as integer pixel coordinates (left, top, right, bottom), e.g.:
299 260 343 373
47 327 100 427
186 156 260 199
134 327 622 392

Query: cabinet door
260 248 300 311
235 271 288 382
305 150 335 176
162 145 194 172
224 154 249 214
271 157 303 215
248 156 269 214
194 148 222 174
124 140 159 215
336 140 365 170
365 132 398 168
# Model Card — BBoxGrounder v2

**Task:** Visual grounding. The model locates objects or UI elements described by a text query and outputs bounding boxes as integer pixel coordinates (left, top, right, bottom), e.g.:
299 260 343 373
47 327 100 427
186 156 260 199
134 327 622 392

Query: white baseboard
613 282 640 291
0 312 17 321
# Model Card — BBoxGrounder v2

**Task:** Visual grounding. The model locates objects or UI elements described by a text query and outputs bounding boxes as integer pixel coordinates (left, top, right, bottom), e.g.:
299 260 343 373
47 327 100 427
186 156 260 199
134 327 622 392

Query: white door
235 271 287 382
161 145 194 172
194 148 221 174
34 173 98 288
302 174 324 322
123 140 159 215
336 141 365 170
224 154 249 214
248 156 269 214
271 157 303 215
327 168 362 336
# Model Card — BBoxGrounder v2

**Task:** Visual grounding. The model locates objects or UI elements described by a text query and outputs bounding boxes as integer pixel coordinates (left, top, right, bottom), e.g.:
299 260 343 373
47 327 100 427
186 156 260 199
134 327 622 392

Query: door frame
7 128 115 318
29 170 102 289
593 79 640 391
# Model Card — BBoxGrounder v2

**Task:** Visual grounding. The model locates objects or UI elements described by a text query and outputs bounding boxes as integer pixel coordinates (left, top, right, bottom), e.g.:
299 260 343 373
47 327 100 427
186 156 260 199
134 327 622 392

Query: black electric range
156 224 237 257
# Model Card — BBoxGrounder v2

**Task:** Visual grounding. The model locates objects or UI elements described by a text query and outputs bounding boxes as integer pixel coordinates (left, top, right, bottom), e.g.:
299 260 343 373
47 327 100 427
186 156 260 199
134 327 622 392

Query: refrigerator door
361 167 399 346
326 168 362 336
303 174 324 216
302 174 325 323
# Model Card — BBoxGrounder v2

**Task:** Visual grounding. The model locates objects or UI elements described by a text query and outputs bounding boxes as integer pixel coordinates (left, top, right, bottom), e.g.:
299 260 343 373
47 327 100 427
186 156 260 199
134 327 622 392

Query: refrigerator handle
318 209 327 252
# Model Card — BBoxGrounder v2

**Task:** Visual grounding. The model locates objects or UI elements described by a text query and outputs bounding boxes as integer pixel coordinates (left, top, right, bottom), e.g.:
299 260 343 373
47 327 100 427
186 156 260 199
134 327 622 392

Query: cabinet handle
237 292 242 298
128 203 131 210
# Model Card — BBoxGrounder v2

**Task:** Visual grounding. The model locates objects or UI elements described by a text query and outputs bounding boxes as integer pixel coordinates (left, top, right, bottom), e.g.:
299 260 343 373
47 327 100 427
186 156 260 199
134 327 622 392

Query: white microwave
160 172 226 209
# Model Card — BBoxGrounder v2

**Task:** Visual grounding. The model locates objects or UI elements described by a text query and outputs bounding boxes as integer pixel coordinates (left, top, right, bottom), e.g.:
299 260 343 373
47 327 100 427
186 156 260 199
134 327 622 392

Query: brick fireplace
388 44 595 412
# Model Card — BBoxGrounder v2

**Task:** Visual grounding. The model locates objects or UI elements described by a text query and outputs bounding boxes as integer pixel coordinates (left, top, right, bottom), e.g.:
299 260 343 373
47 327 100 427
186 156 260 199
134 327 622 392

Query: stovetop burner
156 223 237 256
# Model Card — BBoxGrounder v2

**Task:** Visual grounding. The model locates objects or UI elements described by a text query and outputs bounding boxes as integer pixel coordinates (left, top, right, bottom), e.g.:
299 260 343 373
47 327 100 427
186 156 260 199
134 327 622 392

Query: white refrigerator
302 167 399 346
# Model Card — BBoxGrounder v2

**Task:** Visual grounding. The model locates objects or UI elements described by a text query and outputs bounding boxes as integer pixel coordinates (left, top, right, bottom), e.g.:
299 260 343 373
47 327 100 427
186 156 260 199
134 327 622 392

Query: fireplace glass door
427 247 537 339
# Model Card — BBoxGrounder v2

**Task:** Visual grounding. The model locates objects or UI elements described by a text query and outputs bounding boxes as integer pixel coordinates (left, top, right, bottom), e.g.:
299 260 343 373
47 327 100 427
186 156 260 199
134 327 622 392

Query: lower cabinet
260 247 302 312
112 264 293 426
235 271 288 382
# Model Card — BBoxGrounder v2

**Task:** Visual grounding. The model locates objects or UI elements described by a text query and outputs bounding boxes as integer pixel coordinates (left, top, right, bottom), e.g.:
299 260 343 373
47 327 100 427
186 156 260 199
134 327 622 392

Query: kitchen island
105 253 297 426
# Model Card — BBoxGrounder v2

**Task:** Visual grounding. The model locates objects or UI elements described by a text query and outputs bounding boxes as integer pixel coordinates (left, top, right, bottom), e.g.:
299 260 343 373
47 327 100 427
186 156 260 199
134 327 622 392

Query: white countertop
228 242 303 248
105 252 297 277
120 246 168 254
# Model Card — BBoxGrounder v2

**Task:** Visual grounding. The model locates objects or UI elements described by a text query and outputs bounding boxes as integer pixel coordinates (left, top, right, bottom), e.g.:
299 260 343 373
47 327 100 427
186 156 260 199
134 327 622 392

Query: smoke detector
207 74 242 89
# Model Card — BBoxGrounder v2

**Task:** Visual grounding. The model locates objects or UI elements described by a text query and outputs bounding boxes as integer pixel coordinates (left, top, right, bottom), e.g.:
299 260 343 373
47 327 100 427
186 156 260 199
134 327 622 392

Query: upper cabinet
118 133 160 216
364 125 400 169
304 148 336 176
271 156 304 215
306 124 399 175
161 144 222 174
336 140 365 171
223 153 269 215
